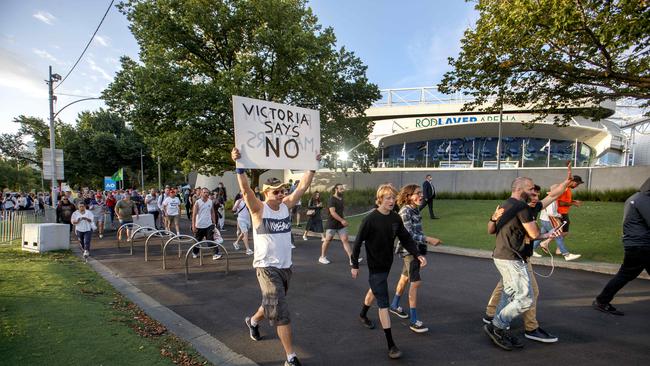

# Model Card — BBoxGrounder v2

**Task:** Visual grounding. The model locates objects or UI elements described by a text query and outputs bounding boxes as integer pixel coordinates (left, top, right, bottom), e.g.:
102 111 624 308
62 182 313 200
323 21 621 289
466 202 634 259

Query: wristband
490 218 497 223
309 170 316 173
235 168 246 175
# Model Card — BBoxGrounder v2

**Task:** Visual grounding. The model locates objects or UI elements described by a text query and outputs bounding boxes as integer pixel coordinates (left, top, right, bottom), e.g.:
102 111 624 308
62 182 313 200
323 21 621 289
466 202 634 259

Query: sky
0 0 478 134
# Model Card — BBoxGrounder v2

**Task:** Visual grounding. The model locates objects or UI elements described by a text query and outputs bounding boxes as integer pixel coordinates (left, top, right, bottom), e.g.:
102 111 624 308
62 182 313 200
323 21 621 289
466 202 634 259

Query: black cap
572 175 584 184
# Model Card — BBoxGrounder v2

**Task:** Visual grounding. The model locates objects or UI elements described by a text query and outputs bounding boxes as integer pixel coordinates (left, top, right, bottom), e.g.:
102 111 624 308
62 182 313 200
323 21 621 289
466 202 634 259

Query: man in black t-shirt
483 176 565 351
351 184 426 360
319 183 356 264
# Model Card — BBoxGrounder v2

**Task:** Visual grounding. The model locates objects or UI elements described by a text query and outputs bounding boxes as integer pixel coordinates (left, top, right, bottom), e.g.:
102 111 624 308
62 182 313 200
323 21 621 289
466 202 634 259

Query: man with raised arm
232 147 318 366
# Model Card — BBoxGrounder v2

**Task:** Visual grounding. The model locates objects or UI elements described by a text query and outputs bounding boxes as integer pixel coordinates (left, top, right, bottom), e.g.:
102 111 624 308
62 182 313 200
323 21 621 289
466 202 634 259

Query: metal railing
372 87 476 107
128 226 157 255
144 229 177 262
162 235 198 270
0 209 49 244
184 240 229 280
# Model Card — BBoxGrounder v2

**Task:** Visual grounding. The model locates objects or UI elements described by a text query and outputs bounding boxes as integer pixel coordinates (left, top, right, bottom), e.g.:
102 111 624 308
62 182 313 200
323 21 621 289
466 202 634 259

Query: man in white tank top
232 147 318 366
191 188 220 259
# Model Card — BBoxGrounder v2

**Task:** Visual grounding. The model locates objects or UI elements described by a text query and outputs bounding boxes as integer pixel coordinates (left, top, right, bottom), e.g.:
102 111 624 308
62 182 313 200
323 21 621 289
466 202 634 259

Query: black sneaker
592 300 624 315
388 345 402 359
359 316 375 329
409 320 429 333
285 356 302 366
483 323 513 351
503 331 524 348
389 306 409 319
525 327 558 343
482 314 493 325
245 317 261 341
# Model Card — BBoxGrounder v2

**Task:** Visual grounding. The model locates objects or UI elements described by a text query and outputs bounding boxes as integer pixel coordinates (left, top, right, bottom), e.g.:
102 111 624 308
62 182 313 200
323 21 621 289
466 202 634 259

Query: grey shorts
256 267 292 326
167 215 179 226
326 227 348 238
401 255 421 282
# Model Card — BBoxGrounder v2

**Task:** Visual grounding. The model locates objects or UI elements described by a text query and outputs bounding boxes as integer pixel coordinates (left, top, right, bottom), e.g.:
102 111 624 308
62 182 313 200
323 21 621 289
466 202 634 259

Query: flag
445 142 452 153
417 143 427 151
111 168 123 182
401 142 406 157
540 140 550 151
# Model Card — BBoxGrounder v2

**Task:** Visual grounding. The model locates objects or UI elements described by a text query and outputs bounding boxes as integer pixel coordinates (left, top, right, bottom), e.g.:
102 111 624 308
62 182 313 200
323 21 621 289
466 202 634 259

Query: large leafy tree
103 0 380 181
439 0 649 124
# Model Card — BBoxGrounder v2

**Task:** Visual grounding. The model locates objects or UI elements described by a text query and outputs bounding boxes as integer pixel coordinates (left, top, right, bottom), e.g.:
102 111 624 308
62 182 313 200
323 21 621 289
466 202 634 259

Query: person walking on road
115 192 139 242
556 175 584 254
593 177 650 316
420 174 438 219
389 184 442 334
191 187 222 260
145 189 160 229
71 202 94 259
56 196 76 232
232 196 253 255
302 191 324 241
233 146 317 366
89 193 106 239
351 183 427 359
319 184 356 264
162 189 181 235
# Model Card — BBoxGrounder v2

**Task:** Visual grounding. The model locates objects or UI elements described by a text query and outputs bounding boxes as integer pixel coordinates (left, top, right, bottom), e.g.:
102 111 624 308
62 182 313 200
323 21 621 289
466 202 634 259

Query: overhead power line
54 0 115 90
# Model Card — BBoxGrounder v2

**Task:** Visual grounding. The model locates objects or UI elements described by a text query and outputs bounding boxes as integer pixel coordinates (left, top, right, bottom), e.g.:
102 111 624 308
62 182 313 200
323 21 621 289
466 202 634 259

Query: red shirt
106 196 116 208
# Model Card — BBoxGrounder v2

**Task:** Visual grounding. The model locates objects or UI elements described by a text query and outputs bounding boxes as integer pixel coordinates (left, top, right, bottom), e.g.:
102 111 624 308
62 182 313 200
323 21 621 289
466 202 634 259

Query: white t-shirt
194 198 214 228
71 210 94 232
252 203 292 269
145 194 159 212
540 200 560 221
162 196 181 216
3 198 16 209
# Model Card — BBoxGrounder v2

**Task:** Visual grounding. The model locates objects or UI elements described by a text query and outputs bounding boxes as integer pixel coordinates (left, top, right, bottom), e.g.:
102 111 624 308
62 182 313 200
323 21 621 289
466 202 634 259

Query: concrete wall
196 166 649 196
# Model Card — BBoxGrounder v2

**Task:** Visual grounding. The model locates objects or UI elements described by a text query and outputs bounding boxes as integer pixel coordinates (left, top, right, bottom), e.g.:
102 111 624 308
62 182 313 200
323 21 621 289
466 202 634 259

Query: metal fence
0 208 55 244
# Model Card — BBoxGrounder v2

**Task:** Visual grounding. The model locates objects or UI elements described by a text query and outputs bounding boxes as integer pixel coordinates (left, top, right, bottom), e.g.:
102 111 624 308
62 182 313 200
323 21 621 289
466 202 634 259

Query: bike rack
128 226 156 255
184 240 229 280
116 223 142 249
143 229 176 262
162 235 198 270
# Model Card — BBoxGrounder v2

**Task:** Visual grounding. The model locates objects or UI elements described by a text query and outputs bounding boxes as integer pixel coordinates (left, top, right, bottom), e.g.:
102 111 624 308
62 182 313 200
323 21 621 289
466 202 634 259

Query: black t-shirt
351 209 419 273
327 196 345 230
493 197 536 261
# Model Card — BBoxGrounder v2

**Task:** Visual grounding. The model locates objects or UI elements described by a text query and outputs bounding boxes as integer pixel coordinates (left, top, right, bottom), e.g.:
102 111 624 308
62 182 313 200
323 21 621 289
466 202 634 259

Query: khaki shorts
256 267 292 326
401 254 421 282
167 215 179 226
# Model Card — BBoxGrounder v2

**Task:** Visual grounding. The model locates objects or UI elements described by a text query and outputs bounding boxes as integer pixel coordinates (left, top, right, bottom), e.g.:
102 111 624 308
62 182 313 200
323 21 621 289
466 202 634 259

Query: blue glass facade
378 137 592 168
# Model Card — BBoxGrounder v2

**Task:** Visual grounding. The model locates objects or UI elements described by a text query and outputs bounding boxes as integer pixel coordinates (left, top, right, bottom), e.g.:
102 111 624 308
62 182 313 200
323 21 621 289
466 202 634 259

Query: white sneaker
213 254 223 260
302 235 308 241
233 242 241 251
83 250 89 259
99 234 103 239
245 249 254 255
532 251 542 258
318 256 331 264
291 244 296 249
192 253 199 259
564 253 581 261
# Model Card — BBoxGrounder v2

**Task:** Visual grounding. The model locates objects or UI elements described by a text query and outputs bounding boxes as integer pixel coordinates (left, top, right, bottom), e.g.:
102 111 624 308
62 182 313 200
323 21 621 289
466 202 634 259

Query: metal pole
403 142 406 169
157 156 162 190
48 66 58 207
497 104 503 170
140 149 145 191
547 139 551 167
472 139 475 167
631 128 636 166
521 139 525 168
574 138 578 167
425 141 428 168
448 141 451 168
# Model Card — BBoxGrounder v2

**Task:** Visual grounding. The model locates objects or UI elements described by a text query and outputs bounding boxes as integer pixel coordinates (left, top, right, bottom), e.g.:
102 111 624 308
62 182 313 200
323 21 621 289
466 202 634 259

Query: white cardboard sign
233 95 320 170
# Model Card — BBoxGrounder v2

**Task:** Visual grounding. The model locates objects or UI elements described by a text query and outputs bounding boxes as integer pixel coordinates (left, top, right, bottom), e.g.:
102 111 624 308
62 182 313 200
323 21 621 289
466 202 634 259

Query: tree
102 0 380 183
438 0 649 124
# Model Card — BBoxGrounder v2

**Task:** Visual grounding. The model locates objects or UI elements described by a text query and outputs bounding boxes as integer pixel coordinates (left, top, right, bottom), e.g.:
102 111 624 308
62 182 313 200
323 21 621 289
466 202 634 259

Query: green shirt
115 199 136 221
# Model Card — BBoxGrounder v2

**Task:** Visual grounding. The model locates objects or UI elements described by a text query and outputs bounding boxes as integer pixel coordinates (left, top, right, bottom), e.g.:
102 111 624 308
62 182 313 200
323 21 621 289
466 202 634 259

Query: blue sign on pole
104 177 117 191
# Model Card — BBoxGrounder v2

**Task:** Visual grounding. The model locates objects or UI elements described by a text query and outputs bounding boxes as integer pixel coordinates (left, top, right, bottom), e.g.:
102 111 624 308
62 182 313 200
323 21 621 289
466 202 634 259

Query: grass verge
0 242 209 366
343 200 625 264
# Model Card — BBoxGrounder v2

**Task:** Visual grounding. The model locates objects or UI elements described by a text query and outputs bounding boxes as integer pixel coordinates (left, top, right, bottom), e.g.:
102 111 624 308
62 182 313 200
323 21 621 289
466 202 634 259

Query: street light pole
157 156 162 190
48 66 60 207
140 148 145 191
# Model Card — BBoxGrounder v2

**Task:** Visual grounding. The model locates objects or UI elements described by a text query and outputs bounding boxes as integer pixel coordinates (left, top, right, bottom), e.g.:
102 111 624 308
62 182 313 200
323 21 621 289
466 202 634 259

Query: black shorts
560 214 570 232
401 255 421 282
368 272 390 308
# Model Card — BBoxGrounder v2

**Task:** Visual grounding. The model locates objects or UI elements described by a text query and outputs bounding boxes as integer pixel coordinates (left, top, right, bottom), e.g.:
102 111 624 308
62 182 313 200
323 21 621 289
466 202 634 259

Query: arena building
367 87 626 169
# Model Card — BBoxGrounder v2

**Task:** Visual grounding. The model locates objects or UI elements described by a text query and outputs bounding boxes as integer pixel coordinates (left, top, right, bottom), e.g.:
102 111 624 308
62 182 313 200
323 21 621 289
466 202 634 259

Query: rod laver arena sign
233 96 320 170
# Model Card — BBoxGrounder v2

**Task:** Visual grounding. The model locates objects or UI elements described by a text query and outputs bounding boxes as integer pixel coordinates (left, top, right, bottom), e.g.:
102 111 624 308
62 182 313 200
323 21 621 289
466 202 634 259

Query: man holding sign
232 147 318 366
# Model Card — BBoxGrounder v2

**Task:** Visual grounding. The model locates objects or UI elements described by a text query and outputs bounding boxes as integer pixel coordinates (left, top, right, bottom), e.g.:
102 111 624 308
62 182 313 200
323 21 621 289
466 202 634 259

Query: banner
232 95 320 170
104 177 117 191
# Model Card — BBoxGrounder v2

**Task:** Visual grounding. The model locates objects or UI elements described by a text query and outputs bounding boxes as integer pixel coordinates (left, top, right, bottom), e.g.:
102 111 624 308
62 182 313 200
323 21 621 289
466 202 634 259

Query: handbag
306 209 315 216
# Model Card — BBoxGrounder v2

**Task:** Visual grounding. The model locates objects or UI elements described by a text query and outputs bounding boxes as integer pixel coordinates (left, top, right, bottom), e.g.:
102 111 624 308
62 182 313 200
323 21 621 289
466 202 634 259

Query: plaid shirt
398 205 426 255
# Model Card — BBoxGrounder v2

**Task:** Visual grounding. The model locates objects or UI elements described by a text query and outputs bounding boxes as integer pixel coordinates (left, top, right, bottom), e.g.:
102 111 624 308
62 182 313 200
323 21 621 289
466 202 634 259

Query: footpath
81 219 650 366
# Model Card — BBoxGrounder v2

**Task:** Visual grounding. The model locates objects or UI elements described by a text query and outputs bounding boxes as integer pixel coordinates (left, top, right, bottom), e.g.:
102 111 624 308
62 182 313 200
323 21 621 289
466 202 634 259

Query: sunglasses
272 189 287 196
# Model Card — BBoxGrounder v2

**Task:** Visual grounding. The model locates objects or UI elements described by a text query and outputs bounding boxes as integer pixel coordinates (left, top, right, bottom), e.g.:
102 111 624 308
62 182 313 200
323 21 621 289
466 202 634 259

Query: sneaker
245 249 254 255
349 257 364 266
83 250 89 259
302 235 308 241
388 345 402 359
192 253 199 259
233 242 241 251
359 316 375 329
504 331 524 348
99 234 103 239
525 327 558 343
291 244 296 249
212 254 223 260
482 314 494 325
532 251 542 258
409 320 429 333
318 256 331 264
389 306 409 319
285 356 302 366
483 323 513 351
592 300 624 315
564 253 582 261
245 317 261 341
126 238 131 242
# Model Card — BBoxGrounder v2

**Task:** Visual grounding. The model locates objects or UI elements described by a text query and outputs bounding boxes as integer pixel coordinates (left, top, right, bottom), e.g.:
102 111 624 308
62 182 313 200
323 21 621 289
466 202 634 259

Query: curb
79 247 258 366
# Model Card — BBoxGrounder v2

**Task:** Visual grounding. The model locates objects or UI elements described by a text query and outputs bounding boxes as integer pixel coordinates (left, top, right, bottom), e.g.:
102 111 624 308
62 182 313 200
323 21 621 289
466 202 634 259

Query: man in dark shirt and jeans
320 183 355 264
351 184 426 359
593 177 650 315
484 177 561 351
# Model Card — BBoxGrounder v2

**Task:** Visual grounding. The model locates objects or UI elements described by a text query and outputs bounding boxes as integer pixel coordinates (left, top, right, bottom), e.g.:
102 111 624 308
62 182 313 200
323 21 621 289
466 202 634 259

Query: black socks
384 328 395 349
360 304 370 319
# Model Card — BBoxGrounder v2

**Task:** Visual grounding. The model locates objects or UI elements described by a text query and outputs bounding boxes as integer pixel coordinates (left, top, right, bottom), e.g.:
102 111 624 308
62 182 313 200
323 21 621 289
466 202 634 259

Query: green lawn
0 243 206 365
344 200 625 264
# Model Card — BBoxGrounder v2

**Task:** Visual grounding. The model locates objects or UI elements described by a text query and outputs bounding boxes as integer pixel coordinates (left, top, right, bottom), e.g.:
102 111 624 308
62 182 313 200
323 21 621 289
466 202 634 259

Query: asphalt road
88 223 650 366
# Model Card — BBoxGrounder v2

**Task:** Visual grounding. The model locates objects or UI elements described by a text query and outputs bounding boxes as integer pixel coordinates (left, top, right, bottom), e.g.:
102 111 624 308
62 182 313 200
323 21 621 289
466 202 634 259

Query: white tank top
252 202 292 269
195 198 214 228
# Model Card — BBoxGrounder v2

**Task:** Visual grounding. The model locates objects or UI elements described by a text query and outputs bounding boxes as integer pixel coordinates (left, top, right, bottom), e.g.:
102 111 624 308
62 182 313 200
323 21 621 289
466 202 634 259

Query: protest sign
233 95 320 170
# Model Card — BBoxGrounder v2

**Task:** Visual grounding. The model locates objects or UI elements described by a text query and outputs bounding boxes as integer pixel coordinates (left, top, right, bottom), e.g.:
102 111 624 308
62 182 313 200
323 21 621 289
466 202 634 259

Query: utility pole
157 156 162 190
48 66 61 207
140 148 145 191
497 101 503 171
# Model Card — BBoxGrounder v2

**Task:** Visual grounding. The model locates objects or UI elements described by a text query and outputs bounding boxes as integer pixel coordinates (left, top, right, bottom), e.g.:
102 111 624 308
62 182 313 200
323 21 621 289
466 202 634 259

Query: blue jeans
76 230 92 251
492 258 533 330
533 220 568 255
